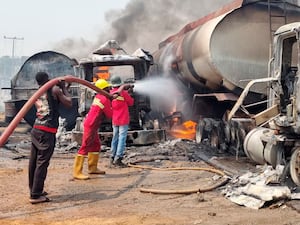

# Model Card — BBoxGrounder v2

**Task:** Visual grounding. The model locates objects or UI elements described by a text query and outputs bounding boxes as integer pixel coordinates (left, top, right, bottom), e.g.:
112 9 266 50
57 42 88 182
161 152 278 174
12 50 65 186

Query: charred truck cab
71 40 166 146
240 22 300 186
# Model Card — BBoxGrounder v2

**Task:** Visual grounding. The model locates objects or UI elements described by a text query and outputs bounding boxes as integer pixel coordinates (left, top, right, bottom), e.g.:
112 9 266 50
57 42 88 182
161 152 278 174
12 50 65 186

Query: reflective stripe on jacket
84 94 112 131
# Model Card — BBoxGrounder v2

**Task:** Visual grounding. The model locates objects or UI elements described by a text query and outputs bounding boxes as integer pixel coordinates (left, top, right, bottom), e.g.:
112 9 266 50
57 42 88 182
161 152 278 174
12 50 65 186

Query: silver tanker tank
152 0 300 97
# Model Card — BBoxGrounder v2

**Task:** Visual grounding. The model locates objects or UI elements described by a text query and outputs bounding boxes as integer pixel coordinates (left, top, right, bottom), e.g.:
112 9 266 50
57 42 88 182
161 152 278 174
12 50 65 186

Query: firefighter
109 75 134 167
73 79 113 180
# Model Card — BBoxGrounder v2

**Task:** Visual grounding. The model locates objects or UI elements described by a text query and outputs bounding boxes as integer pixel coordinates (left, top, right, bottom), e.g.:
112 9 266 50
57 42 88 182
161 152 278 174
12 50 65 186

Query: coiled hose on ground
0 75 112 147
128 163 230 194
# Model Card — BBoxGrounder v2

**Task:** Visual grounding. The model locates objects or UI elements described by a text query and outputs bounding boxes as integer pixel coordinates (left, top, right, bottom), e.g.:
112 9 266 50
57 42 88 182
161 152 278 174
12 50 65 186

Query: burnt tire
290 148 300 186
196 120 205 144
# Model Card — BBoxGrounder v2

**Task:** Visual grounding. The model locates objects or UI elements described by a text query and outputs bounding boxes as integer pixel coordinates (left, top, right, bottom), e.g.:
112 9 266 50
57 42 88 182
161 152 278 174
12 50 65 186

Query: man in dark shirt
29 72 72 204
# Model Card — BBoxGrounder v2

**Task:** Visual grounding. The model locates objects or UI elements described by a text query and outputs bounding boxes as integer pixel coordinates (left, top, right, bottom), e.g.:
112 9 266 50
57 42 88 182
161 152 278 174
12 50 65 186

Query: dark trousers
29 128 55 199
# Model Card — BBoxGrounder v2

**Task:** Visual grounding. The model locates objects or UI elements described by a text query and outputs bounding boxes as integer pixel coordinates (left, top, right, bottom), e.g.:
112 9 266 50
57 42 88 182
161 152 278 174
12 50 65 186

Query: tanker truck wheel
210 129 219 149
223 121 231 144
229 121 239 154
209 120 223 150
290 148 300 186
195 119 206 144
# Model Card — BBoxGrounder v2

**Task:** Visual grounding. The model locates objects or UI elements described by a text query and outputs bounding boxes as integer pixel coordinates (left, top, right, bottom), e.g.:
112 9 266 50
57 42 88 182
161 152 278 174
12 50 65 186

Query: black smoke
53 0 232 59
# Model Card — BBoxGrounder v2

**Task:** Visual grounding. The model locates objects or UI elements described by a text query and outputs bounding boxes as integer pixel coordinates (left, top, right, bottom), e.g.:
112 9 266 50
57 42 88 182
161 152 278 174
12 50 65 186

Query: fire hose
128 163 230 194
0 75 229 193
0 75 116 147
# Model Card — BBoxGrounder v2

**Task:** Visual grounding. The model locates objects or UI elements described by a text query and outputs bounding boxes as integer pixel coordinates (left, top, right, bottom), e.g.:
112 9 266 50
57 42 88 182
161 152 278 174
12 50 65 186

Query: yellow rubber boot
73 154 89 180
88 152 106 174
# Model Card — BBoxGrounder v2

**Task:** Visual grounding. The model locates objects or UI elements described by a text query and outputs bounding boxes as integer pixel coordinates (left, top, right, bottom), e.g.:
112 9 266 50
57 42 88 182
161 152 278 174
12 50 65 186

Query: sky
0 0 131 57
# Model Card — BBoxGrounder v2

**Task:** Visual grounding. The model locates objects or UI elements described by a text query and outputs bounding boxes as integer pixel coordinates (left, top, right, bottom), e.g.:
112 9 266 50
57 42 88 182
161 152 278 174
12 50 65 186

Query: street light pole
3 36 24 58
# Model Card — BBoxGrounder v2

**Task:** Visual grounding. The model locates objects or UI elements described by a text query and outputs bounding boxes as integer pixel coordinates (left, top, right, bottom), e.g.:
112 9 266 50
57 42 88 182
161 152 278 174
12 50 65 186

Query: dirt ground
0 124 300 225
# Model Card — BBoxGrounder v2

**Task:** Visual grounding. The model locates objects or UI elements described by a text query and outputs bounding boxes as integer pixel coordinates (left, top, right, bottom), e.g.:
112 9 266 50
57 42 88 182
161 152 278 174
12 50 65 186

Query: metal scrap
222 165 298 209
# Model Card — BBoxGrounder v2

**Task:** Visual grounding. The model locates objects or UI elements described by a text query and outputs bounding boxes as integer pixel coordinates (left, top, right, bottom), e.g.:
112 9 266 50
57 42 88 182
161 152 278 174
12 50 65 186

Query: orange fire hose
128 163 230 194
0 75 113 147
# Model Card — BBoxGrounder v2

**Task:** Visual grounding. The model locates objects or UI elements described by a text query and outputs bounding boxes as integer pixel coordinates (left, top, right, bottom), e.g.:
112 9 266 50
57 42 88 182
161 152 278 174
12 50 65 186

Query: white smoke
134 76 180 113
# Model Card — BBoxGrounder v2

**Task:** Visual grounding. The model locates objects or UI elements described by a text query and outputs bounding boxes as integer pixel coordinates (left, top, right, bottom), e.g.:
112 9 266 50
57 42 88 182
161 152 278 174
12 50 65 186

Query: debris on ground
222 165 299 209
1 123 300 225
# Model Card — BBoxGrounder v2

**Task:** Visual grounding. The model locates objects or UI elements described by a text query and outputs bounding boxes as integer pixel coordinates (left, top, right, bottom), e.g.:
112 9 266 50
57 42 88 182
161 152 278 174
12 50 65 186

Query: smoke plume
53 0 232 59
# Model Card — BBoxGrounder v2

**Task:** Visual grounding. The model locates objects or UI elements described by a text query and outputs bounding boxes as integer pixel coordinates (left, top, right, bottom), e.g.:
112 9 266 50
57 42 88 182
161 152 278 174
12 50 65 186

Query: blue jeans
111 125 128 160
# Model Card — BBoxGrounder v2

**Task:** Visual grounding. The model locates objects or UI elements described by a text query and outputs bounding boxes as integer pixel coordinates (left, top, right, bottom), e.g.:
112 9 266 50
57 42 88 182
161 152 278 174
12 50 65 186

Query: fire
169 120 197 140
93 66 110 82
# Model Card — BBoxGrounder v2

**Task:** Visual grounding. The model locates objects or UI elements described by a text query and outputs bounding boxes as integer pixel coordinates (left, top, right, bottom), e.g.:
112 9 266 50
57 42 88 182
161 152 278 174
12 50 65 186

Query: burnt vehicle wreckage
148 0 300 187
4 41 166 147
72 41 166 145
2 0 300 188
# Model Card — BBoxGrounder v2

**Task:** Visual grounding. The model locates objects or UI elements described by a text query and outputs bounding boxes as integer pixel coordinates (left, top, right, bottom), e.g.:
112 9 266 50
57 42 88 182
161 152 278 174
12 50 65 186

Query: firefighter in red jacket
109 76 134 167
73 79 113 180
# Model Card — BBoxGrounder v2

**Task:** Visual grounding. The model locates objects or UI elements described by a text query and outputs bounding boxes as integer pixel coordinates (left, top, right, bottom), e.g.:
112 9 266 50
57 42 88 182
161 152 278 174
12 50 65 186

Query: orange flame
93 66 110 82
169 120 196 140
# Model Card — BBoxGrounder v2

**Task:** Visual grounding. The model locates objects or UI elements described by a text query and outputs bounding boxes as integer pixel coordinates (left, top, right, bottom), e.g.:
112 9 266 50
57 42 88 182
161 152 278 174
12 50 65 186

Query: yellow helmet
95 79 111 90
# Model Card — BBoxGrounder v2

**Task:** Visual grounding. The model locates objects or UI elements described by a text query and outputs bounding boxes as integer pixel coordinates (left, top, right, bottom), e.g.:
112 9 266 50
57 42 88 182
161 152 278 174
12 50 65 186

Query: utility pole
3 36 24 58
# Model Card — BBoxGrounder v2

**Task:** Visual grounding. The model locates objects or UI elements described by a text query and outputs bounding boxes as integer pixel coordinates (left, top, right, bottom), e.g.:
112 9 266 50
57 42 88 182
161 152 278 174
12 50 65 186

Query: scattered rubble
222 165 300 209
1 124 300 220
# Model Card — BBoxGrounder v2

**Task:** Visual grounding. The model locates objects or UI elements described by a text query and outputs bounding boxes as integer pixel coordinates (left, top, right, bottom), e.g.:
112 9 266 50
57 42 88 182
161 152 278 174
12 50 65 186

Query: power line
3 36 24 58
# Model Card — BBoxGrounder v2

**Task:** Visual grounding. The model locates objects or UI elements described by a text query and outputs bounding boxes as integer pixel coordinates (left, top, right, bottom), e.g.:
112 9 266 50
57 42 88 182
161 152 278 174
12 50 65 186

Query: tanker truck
149 0 300 186
4 51 79 130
